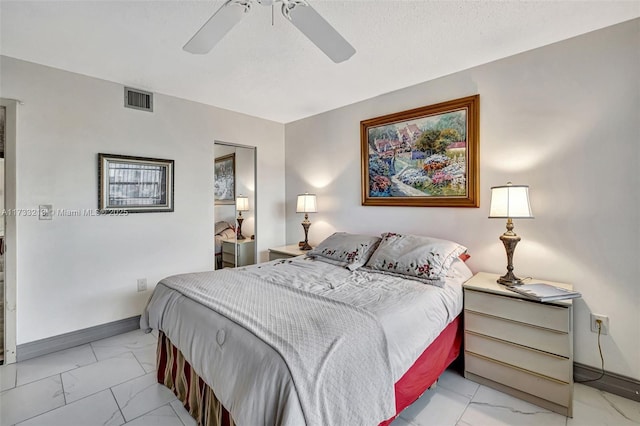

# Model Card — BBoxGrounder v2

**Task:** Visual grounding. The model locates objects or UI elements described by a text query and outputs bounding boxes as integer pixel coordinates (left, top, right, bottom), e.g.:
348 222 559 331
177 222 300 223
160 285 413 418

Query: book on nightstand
506 283 581 302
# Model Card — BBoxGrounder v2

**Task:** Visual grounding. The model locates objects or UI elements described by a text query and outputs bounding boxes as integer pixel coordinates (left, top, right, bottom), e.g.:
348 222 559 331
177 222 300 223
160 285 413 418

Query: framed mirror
213 142 256 270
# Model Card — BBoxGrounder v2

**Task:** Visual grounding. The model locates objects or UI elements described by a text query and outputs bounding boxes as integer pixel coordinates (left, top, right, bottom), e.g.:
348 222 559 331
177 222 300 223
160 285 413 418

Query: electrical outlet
137 278 147 292
590 314 609 335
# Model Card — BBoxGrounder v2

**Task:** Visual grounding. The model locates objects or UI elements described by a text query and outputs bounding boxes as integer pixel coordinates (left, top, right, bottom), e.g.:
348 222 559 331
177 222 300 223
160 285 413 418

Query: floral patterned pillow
307 232 381 271
363 233 467 284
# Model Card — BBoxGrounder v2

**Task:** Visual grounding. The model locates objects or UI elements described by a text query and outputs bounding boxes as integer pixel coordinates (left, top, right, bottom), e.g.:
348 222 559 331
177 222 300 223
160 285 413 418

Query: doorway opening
0 105 5 364
1 98 18 365
213 141 257 270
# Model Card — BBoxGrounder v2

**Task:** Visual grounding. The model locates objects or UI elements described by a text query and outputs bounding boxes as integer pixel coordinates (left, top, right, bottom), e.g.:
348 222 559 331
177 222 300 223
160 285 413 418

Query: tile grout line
58 350 150 407
131 349 150 373
17 386 132 425
456 383 481 424
60 372 67 405
64 352 148 405
109 387 126 424
16 359 100 387
8 375 66 425
117 400 164 424
168 401 189 426
88 341 99 362
13 349 145 393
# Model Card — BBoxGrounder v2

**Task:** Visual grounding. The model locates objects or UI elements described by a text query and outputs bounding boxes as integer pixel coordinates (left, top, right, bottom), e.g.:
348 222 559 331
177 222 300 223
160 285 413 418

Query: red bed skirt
380 315 462 425
157 315 462 426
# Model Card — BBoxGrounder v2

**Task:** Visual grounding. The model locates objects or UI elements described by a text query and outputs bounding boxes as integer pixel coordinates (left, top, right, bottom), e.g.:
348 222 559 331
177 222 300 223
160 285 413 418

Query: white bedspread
141 257 471 426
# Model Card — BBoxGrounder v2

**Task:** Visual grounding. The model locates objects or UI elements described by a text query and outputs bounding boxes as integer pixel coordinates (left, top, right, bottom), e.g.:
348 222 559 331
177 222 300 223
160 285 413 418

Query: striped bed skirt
157 331 235 426
156 315 462 426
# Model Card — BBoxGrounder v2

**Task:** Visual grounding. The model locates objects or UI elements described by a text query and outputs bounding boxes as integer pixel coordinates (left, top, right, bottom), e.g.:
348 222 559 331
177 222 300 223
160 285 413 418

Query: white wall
0 56 286 344
285 20 640 379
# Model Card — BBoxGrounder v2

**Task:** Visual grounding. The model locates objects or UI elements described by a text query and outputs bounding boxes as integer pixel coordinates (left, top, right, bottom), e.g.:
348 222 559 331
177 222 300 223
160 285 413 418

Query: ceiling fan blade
184 1 251 54
283 1 355 63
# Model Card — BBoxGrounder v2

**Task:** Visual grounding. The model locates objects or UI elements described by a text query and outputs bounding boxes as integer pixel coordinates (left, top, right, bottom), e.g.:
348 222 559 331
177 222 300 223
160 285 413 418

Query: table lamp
296 193 317 251
489 182 533 286
236 195 249 240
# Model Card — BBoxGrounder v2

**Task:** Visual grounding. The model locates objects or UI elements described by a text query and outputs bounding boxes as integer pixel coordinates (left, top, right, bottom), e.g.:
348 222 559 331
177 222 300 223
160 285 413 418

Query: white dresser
463 272 574 417
268 244 308 261
222 239 255 268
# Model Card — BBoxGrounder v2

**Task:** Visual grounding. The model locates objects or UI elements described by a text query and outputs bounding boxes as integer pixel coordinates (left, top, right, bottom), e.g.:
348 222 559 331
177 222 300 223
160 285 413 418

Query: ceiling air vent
124 87 153 112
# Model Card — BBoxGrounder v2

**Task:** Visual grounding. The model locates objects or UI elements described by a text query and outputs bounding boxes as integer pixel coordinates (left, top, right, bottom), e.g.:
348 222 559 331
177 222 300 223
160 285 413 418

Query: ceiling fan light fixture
183 0 252 54
184 0 356 63
281 0 356 63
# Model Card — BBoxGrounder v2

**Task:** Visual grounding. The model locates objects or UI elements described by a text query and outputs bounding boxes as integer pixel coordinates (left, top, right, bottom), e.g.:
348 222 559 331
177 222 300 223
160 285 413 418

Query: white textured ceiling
1 1 638 123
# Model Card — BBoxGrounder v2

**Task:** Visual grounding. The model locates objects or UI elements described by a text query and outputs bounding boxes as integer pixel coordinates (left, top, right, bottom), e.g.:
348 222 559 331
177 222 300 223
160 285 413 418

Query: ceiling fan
184 0 356 63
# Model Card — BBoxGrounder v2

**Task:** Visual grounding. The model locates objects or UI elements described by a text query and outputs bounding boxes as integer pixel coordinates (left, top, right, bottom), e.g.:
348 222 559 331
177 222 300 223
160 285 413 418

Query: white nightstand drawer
465 332 571 383
466 353 572 408
465 311 570 357
222 252 235 264
269 251 294 261
465 289 569 332
268 245 307 260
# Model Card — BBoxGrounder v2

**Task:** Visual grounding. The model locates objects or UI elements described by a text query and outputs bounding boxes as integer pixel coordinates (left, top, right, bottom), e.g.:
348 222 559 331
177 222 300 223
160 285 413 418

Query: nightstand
463 272 574 417
268 244 308 261
222 239 255 268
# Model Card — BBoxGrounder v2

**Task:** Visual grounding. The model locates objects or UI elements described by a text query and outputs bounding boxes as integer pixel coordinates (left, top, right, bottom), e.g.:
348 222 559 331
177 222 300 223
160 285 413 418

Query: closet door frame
214 140 257 268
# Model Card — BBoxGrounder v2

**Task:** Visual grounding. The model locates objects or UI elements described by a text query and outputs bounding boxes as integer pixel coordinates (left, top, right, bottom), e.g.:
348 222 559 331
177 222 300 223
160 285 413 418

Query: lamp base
300 220 312 251
236 217 246 240
497 273 525 287
497 221 523 287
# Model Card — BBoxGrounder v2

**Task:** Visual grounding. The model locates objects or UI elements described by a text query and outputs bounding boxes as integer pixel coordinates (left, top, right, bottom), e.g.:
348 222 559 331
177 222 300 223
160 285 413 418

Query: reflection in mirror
214 142 256 270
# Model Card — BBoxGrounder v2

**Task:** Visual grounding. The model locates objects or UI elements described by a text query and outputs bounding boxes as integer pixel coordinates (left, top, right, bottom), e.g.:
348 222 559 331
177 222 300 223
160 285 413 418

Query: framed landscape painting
214 153 235 205
361 95 479 207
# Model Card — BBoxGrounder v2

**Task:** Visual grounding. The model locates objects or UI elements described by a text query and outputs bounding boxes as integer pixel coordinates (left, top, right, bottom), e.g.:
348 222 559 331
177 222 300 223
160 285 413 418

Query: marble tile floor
0 328 638 426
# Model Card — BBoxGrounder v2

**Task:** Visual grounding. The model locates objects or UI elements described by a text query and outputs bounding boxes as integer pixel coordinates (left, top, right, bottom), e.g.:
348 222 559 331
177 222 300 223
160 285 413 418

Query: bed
214 221 236 269
142 232 472 426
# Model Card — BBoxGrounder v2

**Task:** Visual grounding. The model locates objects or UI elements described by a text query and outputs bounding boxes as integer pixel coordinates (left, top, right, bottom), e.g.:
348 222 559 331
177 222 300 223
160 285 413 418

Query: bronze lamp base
300 214 312 251
236 217 246 240
497 218 524 286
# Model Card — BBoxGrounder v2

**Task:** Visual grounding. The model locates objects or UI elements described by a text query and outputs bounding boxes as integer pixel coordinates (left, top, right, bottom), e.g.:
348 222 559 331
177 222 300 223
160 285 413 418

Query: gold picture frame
361 95 479 207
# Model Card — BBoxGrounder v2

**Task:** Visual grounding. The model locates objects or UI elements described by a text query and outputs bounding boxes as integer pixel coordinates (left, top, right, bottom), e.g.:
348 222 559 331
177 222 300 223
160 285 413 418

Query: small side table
222 239 255 268
463 272 574 417
268 244 308 261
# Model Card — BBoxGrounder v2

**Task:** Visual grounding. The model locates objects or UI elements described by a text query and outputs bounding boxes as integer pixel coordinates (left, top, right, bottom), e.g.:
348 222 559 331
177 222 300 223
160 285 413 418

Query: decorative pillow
219 228 236 240
215 221 231 235
307 232 381 271
363 233 467 283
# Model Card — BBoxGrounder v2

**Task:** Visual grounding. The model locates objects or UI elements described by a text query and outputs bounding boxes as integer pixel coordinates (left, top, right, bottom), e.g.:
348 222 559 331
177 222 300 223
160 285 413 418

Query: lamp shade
236 195 249 212
296 193 317 213
489 183 533 219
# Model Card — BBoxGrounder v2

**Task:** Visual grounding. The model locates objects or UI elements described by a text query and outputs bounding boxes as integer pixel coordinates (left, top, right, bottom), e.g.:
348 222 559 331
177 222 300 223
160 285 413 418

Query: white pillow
214 221 232 235
362 233 467 285
307 232 381 271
